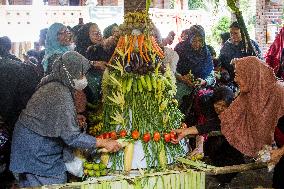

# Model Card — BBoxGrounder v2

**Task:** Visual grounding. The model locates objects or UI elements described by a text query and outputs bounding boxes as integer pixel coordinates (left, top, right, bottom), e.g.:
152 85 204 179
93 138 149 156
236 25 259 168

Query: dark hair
229 21 240 29
213 86 234 105
220 32 230 44
39 28 48 41
39 28 48 46
103 23 118 39
0 36 12 51
74 22 98 57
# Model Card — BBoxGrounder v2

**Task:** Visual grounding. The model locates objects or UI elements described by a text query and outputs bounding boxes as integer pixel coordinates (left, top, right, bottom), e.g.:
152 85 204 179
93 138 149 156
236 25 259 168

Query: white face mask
72 77 88 90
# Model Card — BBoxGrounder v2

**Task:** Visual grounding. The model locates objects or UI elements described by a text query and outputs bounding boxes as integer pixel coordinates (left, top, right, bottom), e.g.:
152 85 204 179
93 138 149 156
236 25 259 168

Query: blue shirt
10 121 97 177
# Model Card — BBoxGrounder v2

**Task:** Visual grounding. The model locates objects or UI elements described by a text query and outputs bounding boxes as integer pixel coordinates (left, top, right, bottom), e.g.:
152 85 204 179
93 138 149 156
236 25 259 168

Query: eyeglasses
58 30 71 35
90 31 102 37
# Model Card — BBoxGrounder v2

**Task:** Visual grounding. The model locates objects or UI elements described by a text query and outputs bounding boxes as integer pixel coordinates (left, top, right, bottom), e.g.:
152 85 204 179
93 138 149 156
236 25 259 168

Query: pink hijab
220 56 284 157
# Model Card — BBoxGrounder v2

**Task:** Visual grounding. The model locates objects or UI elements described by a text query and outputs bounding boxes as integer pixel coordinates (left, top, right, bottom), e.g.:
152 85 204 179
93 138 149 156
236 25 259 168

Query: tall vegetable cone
124 143 134 173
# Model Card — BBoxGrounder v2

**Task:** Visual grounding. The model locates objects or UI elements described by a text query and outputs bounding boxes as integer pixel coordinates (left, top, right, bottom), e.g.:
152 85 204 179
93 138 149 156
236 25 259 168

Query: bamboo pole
206 162 267 175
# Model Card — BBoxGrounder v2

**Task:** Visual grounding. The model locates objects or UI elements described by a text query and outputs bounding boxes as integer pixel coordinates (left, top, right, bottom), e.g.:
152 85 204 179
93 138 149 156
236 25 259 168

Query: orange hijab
220 56 284 157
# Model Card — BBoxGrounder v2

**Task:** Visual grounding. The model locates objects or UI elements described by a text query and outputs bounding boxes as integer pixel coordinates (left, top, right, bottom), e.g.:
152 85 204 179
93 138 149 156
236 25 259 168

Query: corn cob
122 78 127 94
100 153 110 166
133 78 138 93
158 144 167 170
145 74 152 91
137 79 143 93
151 74 157 89
126 77 133 92
124 143 134 173
156 77 162 91
140 75 147 89
159 99 168 112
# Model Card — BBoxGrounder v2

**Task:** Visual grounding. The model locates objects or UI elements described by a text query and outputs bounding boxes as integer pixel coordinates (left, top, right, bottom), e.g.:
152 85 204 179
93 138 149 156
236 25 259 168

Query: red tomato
153 132 161 142
132 130 140 140
170 130 177 140
103 132 110 139
143 133 151 143
120 130 127 138
164 133 171 142
110 131 117 140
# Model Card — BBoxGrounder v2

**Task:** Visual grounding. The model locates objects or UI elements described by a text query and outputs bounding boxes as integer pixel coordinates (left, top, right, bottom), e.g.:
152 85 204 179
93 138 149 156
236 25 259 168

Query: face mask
72 77 88 90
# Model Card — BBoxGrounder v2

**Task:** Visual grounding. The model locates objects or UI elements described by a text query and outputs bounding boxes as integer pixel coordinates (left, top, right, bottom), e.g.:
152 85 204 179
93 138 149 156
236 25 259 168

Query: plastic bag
65 156 84 177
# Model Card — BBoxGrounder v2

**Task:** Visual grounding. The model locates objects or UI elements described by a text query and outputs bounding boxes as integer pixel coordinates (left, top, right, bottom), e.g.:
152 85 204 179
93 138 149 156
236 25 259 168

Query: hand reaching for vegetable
96 139 122 153
171 124 199 144
90 61 108 71
269 146 284 165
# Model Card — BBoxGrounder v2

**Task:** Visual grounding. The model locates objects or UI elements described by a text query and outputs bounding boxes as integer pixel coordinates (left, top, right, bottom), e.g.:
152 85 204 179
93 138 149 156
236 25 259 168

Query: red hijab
220 56 284 157
265 27 284 79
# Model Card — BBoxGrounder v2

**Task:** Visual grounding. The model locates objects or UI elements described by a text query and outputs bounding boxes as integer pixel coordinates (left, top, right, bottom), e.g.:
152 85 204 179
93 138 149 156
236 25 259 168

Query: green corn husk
200 172 205 189
180 172 185 189
187 170 192 189
175 172 180 189
196 172 200 189
191 171 196 189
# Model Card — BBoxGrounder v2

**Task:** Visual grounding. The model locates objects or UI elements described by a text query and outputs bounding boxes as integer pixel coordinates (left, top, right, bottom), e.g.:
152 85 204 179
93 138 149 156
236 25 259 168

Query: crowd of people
0 16 283 188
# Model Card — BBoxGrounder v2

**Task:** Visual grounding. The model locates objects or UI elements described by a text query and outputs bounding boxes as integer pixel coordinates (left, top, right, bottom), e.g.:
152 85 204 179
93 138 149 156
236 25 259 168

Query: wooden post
124 0 146 15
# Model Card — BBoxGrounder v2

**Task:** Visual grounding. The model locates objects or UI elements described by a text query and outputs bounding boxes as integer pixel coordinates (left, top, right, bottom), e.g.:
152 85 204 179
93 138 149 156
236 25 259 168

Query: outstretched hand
171 128 188 144
171 123 199 144
96 139 122 153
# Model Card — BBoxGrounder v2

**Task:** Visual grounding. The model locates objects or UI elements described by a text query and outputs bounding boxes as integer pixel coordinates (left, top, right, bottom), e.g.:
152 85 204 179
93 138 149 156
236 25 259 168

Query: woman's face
57 27 72 46
230 27 242 45
112 26 120 38
89 25 103 44
214 100 228 115
191 35 203 51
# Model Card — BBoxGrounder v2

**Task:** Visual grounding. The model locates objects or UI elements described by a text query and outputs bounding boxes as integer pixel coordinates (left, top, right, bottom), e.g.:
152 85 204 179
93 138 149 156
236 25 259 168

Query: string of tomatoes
96 130 178 143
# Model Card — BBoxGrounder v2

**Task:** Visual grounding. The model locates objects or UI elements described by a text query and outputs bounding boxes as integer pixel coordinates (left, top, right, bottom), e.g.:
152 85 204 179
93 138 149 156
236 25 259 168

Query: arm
172 117 221 143
61 128 121 155
270 145 284 165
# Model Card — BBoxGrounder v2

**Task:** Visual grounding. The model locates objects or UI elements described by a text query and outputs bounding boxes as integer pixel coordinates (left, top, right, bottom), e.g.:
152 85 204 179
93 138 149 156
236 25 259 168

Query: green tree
211 16 231 42
206 16 230 55
188 0 205 9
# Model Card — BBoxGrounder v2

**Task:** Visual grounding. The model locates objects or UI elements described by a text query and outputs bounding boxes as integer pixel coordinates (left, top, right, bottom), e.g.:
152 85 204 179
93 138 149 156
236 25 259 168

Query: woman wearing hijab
74 22 115 104
174 25 215 107
174 25 215 157
42 23 72 75
175 25 215 86
220 56 284 188
9 51 121 187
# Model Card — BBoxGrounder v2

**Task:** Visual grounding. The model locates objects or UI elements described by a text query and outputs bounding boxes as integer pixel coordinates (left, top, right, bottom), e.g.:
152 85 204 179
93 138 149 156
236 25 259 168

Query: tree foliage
212 16 231 42
188 0 205 9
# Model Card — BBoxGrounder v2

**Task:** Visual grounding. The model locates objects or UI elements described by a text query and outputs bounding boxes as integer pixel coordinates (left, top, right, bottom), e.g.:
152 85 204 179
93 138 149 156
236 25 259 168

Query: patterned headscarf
42 23 71 72
19 51 90 138
220 56 284 157
40 51 90 90
175 25 213 79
